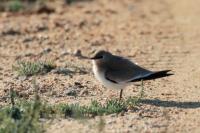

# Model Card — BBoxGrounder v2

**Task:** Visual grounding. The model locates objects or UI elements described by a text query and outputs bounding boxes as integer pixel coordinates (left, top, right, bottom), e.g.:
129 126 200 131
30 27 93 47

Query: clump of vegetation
8 0 23 12
0 79 144 132
0 80 43 133
0 95 142 132
13 60 56 76
0 0 53 13
0 96 141 119
0 0 94 13
60 99 127 118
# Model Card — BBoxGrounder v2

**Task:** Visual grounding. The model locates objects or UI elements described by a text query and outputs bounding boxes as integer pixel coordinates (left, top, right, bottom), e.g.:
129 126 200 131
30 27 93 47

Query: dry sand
0 0 200 132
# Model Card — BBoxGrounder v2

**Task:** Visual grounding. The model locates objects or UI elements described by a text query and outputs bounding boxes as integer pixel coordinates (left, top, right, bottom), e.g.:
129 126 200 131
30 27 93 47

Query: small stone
78 20 87 28
128 124 133 128
74 49 82 57
107 119 116 124
51 90 57 96
79 88 89 96
18 76 28 81
2 28 21 35
110 113 117 117
43 48 52 53
64 24 70 32
36 5 55 14
42 48 52 54
36 24 48 32
74 82 84 88
119 111 125 116
24 52 34 57
93 19 101 26
74 82 81 86
65 87 77 96
90 40 101 46
52 67 73 75
23 36 35 43
60 51 70 56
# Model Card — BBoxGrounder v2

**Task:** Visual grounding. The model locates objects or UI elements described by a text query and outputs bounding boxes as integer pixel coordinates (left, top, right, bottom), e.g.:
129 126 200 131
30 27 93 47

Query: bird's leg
119 89 123 100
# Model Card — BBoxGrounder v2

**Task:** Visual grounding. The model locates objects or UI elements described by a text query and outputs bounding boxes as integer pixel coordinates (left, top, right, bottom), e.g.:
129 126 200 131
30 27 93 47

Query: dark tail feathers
132 70 173 82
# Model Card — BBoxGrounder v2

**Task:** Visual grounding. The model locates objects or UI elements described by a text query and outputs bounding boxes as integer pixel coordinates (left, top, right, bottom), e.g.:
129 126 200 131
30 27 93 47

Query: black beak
90 57 95 60
90 56 103 60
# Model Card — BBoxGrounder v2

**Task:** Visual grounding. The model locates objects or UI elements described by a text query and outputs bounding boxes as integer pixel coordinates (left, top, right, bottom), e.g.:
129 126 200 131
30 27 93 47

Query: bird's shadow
140 99 200 109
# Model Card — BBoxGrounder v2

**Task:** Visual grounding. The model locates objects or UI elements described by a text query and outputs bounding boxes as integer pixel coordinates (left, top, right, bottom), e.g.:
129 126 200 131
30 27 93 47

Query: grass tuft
13 60 56 76
0 97 141 132
0 78 43 133
8 0 23 12
0 80 145 132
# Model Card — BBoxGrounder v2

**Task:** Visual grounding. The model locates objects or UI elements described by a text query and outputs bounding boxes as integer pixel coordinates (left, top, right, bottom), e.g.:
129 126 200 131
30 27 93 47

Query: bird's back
105 55 152 83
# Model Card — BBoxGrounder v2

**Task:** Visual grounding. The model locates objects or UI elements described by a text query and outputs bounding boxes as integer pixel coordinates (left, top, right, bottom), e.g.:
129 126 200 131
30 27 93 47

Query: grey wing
105 56 153 83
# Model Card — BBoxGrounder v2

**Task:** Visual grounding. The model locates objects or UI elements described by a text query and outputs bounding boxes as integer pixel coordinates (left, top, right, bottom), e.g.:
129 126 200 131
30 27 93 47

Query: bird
91 50 173 99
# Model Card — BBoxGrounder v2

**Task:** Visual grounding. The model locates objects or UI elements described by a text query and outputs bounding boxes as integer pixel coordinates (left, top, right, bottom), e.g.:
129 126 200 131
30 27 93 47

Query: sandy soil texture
0 0 200 132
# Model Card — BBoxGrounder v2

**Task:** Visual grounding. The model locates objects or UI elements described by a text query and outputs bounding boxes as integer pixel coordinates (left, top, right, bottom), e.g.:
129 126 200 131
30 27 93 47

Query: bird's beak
90 56 103 60
78 56 94 60
90 57 96 60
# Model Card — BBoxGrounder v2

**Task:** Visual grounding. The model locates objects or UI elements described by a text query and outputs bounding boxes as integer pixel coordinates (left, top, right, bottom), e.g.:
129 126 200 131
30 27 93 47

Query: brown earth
0 0 200 132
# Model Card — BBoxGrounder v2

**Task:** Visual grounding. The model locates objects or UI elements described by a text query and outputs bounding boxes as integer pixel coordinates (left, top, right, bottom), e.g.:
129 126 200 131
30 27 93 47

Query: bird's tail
132 70 173 82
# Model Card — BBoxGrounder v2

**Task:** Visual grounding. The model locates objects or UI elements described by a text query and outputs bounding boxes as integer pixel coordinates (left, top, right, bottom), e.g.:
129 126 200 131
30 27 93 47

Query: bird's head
90 50 112 62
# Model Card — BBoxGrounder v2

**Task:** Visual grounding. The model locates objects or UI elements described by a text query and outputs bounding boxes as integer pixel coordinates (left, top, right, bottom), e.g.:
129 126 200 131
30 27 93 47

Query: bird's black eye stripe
97 56 103 59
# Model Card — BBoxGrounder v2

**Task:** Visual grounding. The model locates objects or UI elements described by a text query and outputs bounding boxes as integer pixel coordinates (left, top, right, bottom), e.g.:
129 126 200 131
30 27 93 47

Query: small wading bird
91 50 173 99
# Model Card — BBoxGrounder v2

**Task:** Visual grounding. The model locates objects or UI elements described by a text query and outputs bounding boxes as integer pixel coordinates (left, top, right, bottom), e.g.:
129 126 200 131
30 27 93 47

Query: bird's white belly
92 61 124 90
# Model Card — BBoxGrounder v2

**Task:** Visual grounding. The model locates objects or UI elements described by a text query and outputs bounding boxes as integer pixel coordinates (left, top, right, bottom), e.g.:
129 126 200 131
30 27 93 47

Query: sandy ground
0 0 200 132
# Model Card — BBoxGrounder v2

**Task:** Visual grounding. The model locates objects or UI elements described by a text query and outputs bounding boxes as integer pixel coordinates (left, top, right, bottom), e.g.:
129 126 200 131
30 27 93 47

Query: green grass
0 92 142 132
0 0 92 13
0 0 44 13
0 80 43 133
13 60 56 76
0 98 141 132
0 79 145 132
8 0 23 12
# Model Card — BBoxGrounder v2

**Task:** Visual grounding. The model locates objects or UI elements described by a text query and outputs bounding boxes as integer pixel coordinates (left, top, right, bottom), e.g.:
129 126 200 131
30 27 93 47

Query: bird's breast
92 61 124 90
92 61 104 82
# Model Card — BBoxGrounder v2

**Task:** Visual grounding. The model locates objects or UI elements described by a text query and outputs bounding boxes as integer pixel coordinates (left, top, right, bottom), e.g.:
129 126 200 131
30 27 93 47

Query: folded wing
105 56 153 83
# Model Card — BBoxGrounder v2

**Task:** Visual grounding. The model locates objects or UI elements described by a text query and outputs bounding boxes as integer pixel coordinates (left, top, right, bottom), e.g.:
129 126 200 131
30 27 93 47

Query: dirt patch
0 0 200 132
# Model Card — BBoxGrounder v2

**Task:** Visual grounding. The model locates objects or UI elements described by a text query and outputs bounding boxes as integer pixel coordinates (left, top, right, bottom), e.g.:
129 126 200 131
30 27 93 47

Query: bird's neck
92 60 106 72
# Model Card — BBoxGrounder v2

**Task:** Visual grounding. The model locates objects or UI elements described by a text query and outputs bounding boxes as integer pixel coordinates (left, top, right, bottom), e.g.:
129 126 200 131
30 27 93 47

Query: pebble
60 51 70 56
51 67 73 75
42 48 52 54
23 36 35 43
65 87 77 96
64 24 70 32
74 49 82 57
79 88 89 96
110 113 117 117
107 119 116 124
18 76 28 81
2 28 21 35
